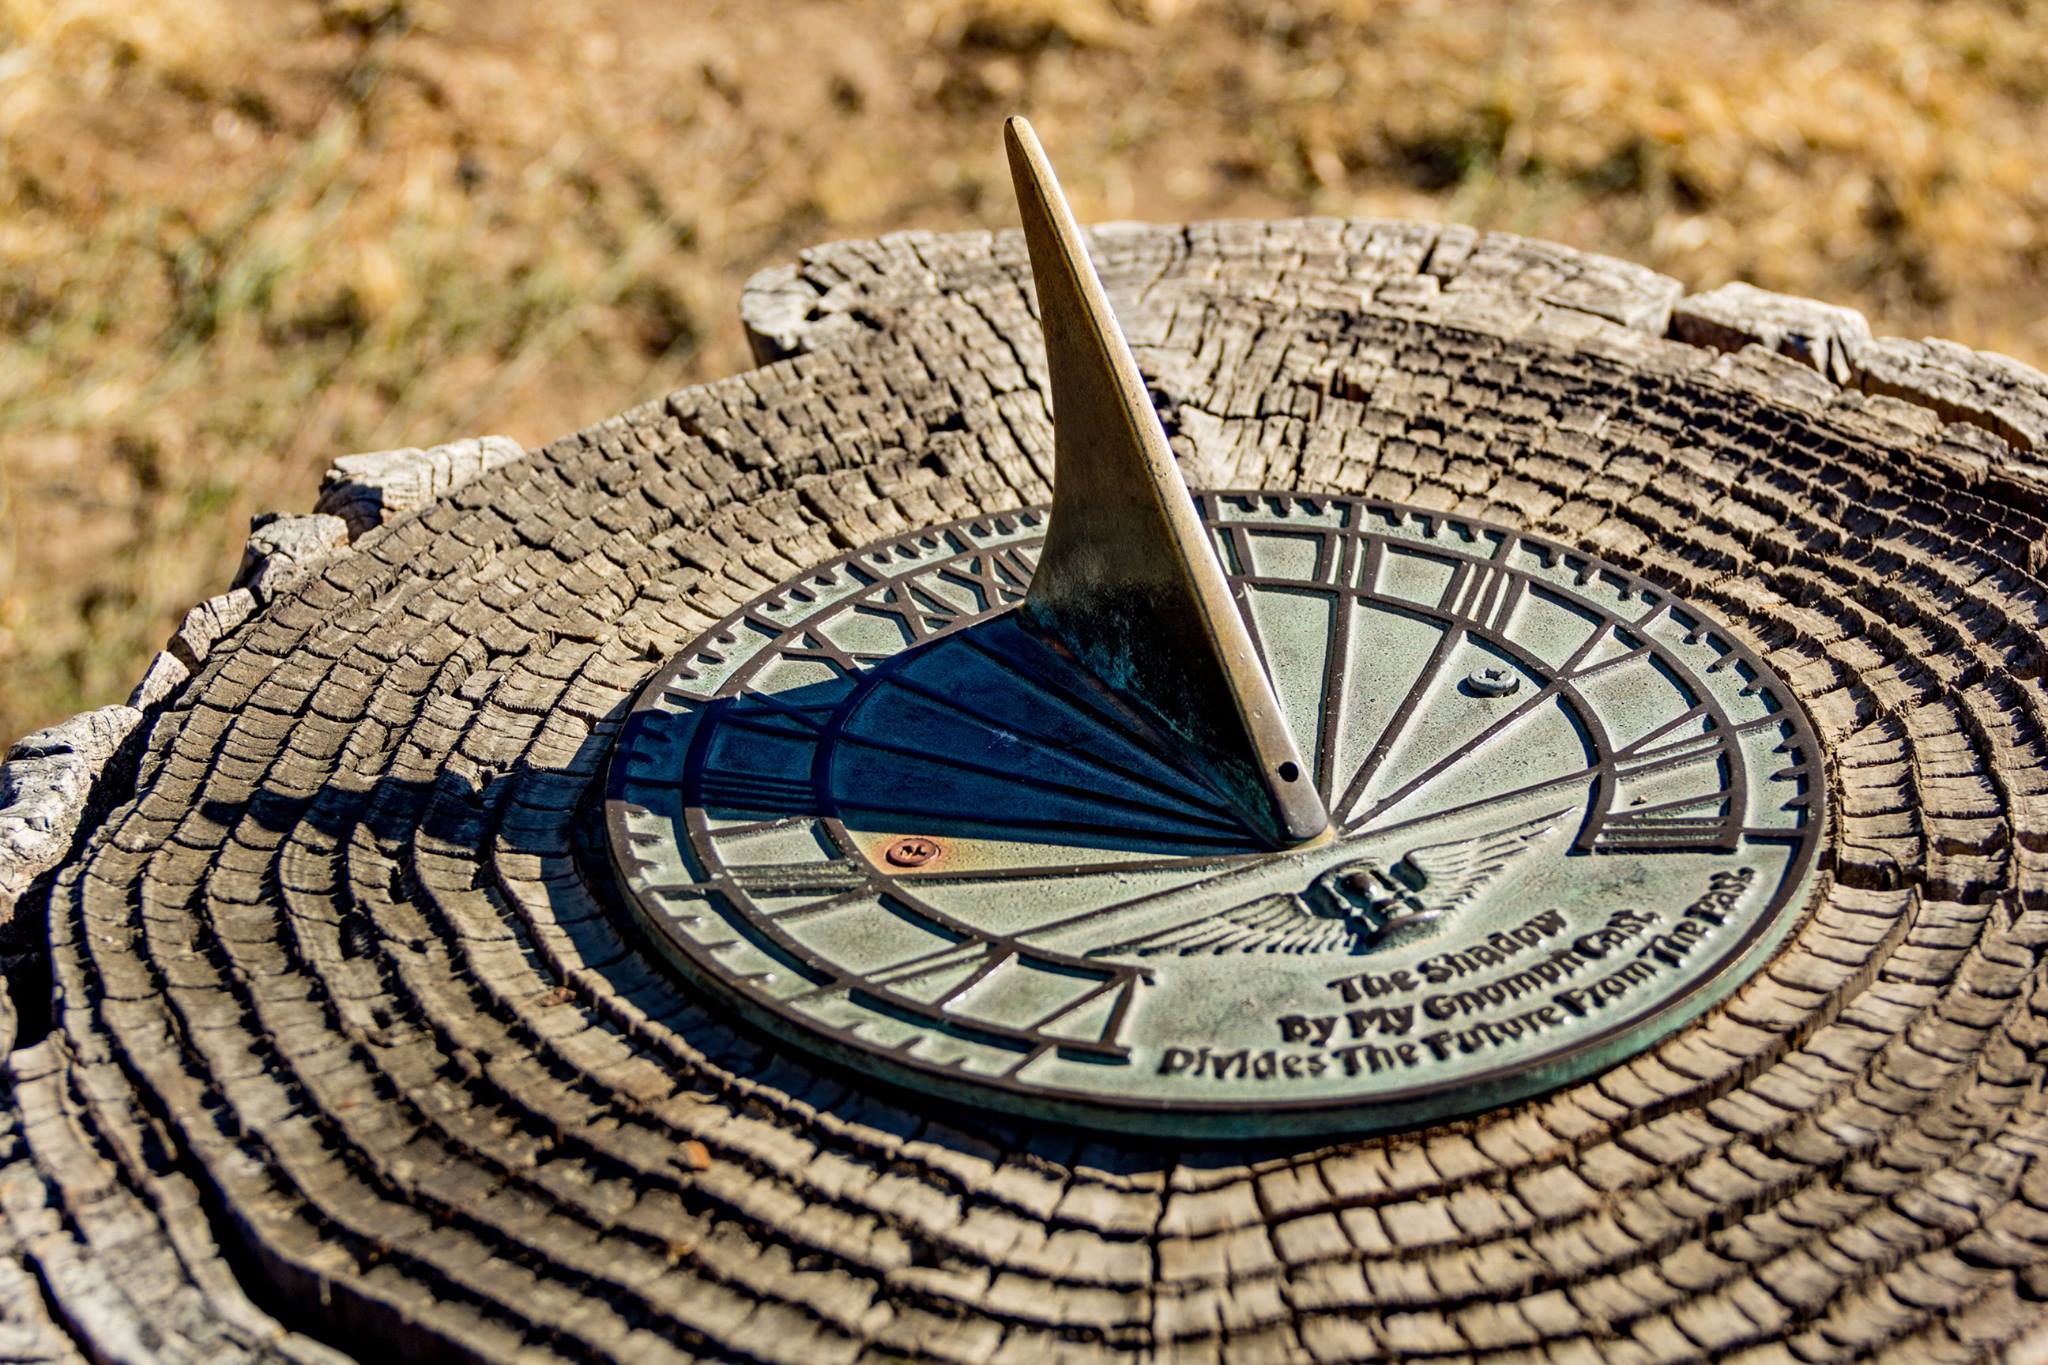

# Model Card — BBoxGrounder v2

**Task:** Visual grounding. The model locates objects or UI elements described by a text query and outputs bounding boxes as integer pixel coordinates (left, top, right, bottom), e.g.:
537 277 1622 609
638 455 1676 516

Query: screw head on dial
883 836 942 868
1467 665 1520 697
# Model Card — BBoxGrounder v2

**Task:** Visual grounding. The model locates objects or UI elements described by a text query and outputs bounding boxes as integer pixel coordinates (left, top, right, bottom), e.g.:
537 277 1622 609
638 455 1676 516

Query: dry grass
1 0 2043 742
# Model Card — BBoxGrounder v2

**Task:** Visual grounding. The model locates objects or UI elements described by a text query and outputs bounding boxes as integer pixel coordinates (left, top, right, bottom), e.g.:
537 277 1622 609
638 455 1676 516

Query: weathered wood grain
315 437 527 540
8 219 2048 1361
0 706 140 936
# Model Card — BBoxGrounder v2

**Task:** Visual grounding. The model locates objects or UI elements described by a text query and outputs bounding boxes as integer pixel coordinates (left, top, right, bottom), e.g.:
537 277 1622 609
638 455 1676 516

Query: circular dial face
606 493 1825 1137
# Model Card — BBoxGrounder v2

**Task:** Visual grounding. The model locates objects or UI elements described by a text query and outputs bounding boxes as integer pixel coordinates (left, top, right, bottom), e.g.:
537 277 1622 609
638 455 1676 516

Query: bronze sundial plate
605 492 1825 1138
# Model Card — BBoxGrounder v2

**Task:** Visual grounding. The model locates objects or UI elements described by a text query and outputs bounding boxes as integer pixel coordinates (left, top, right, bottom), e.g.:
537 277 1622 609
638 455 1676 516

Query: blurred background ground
0 0 2043 743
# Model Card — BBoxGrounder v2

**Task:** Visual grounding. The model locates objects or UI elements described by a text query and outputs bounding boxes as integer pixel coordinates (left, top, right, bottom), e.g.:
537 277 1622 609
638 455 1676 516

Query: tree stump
7 219 2048 1362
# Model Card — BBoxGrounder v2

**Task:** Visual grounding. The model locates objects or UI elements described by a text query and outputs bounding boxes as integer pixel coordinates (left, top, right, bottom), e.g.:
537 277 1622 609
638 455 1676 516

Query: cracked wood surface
7 218 2048 1361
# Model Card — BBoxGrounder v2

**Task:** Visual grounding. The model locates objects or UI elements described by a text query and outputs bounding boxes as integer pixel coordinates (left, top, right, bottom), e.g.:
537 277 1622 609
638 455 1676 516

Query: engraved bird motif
1089 808 1568 959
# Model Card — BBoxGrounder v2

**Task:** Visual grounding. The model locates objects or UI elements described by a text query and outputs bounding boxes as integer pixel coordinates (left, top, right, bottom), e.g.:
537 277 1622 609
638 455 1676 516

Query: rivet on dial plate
883 836 943 868
1467 665 1520 697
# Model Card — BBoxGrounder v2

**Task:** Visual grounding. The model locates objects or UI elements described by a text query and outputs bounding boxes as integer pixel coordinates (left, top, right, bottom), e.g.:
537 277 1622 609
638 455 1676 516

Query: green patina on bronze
604 493 1826 1137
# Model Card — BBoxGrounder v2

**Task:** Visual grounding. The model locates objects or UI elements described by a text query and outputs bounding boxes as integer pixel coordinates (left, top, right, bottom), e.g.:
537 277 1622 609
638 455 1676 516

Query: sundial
606 119 1826 1137
21 101 2046 1361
